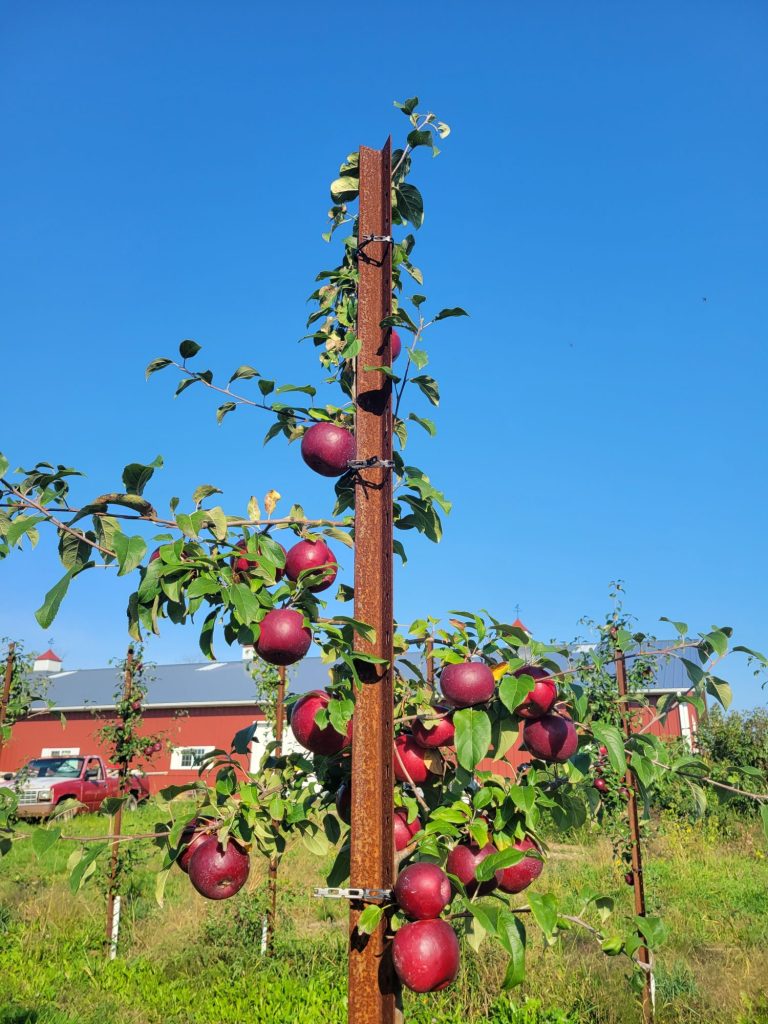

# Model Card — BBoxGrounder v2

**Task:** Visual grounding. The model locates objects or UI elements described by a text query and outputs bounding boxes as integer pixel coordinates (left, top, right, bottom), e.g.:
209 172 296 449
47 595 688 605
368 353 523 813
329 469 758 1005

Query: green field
1 804 767 1024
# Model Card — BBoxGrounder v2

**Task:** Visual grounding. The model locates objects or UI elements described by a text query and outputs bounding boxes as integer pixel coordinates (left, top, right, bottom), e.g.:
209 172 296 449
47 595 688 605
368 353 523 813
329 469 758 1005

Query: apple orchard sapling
2 97 767 1020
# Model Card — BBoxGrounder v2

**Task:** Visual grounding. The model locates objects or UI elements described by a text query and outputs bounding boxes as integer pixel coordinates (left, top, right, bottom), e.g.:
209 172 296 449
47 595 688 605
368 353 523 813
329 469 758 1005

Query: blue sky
1 3 766 709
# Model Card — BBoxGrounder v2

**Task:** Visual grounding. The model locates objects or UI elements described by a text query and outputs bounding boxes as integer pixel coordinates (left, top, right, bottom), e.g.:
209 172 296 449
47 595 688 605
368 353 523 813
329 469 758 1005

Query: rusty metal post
0 642 16 771
615 649 654 1023
425 636 434 695
265 665 286 953
349 138 397 1024
105 645 133 954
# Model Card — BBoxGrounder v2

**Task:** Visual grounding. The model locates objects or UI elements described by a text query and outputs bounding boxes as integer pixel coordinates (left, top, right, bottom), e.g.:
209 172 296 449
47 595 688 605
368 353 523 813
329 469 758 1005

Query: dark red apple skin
412 708 455 749
284 539 338 592
291 690 352 756
335 782 351 824
625 871 634 885
392 919 460 993
391 330 402 361
440 662 495 708
187 836 250 900
394 809 422 851
394 863 452 920
445 841 498 896
495 837 544 894
177 818 217 873
522 714 579 763
514 665 558 720
255 608 312 666
231 539 286 580
149 548 161 563
300 423 356 477
594 777 608 793
394 734 435 784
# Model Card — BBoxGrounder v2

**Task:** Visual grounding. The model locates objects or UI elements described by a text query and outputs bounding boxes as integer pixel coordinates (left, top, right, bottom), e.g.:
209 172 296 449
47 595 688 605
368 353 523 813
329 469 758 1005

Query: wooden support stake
105 645 133 955
615 648 654 1023
265 664 286 954
348 138 397 1024
0 642 16 771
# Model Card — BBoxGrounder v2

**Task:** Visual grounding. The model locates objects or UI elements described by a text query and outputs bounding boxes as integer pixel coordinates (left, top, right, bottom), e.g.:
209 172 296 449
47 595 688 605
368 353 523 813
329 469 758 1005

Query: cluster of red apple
592 745 630 801
175 817 250 900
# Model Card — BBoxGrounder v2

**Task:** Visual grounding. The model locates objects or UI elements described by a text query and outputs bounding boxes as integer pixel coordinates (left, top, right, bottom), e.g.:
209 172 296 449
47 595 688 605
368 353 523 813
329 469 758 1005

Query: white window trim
170 745 215 771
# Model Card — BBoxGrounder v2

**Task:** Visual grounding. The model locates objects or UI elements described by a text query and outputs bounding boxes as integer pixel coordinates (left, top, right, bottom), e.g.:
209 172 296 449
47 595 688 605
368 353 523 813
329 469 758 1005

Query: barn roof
28 642 698 712
30 658 333 711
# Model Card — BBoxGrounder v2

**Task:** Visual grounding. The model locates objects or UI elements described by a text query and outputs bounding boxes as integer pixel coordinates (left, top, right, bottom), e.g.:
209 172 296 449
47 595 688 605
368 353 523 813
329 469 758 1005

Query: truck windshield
26 758 84 779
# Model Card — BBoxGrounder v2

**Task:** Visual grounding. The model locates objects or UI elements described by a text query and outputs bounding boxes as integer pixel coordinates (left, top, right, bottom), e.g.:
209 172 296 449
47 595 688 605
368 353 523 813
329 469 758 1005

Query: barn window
170 745 215 770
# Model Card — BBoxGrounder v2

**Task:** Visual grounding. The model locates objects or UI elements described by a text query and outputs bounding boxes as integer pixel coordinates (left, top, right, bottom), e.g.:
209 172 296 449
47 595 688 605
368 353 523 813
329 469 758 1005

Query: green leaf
357 904 384 935
591 722 626 777
0 452 9 476
155 867 171 907
69 842 107 893
407 129 433 149
192 484 223 506
330 177 359 202
179 339 201 359
499 673 536 715
35 570 74 628
229 365 260 382
635 914 668 949
206 506 229 542
705 675 732 710
122 455 163 496
216 402 236 425
395 96 419 115
396 183 424 229
228 584 261 626
497 911 526 989
433 307 469 321
527 892 558 939
113 533 147 576
660 617 688 637
145 358 172 379
453 708 492 771
411 375 439 406
407 413 436 436
32 826 61 859
475 846 525 883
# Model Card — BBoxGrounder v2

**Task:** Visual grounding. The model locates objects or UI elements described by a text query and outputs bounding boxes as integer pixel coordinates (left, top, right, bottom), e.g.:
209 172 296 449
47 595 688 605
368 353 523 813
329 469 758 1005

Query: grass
1 804 767 1024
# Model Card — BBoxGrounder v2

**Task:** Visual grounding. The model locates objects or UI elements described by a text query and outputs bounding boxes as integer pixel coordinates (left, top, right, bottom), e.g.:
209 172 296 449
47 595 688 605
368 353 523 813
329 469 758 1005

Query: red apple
593 777 608 793
187 835 250 900
495 837 544 894
394 862 452 920
445 840 498 896
291 690 352 756
514 665 558 720
394 734 437 785
394 808 422 851
522 713 579 763
300 423 356 477
625 871 634 886
391 330 402 361
335 782 351 824
177 817 217 874
392 919 460 993
440 662 495 708
231 539 286 580
149 548 161 563
255 608 312 666
411 707 455 749
599 745 608 756
284 539 338 592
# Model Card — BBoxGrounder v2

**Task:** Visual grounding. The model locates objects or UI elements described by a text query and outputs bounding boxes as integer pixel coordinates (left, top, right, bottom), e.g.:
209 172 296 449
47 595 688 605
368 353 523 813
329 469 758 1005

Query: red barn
0 642 700 788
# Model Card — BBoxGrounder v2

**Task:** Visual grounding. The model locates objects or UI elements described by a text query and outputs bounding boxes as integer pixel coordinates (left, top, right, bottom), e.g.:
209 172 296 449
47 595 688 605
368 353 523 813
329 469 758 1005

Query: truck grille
19 789 45 805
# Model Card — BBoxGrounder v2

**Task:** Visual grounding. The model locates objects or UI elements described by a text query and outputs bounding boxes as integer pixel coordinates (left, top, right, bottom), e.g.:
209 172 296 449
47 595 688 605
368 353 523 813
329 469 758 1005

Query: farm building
1 637 701 789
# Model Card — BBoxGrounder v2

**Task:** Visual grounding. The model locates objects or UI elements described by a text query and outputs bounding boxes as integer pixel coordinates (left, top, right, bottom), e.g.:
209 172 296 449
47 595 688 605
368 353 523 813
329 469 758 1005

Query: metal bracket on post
347 456 395 471
314 886 393 903
356 234 394 264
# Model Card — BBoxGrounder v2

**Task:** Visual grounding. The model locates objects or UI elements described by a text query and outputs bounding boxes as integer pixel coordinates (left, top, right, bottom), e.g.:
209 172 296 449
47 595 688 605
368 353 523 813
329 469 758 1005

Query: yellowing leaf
492 662 509 681
264 490 281 517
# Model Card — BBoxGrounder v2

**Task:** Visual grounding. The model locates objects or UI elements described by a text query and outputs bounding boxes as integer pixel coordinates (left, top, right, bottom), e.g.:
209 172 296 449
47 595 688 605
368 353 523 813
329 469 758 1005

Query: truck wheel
52 798 79 822
125 793 139 812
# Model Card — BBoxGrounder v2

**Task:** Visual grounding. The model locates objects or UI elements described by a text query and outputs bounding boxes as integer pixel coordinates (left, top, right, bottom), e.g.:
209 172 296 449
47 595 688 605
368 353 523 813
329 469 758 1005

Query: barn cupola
34 649 62 673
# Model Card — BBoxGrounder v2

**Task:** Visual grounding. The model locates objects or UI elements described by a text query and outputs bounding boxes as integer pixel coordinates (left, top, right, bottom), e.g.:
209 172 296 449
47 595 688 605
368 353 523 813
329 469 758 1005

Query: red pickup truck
0 754 150 819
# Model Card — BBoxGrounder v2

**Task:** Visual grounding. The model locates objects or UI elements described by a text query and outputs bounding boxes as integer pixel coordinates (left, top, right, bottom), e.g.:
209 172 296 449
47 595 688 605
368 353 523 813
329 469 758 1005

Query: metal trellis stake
615 647 655 1024
265 664 286 954
0 642 16 770
105 644 133 958
348 138 398 1024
